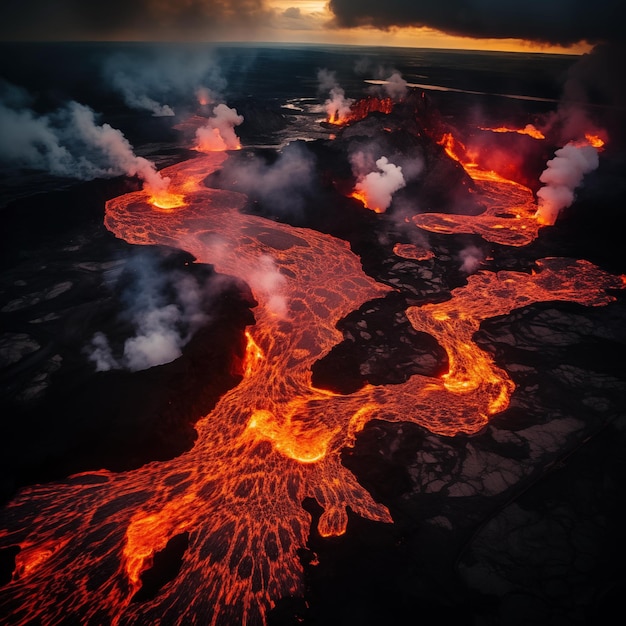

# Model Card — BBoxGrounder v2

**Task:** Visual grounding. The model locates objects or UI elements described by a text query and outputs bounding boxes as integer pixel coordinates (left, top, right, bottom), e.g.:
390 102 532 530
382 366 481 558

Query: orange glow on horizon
7 0 592 57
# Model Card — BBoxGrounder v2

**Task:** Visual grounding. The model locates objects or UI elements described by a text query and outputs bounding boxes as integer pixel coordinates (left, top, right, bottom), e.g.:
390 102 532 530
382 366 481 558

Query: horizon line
0 39 585 56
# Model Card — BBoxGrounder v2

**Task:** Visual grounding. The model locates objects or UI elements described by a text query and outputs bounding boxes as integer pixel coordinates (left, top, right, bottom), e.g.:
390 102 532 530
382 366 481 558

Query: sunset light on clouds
269 1 593 53
2 0 619 54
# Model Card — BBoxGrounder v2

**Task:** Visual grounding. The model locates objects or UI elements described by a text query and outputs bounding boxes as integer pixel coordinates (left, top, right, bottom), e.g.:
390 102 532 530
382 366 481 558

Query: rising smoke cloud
87 252 222 372
196 104 244 151
107 71 175 117
0 84 169 194
351 154 406 213
458 244 485 274
355 60 409 100
534 142 599 225
531 43 618 225
317 68 354 122
382 71 409 100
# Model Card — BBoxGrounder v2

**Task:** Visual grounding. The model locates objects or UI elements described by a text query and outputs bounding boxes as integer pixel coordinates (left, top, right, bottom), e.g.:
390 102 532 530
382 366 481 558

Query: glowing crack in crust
1 151 623 625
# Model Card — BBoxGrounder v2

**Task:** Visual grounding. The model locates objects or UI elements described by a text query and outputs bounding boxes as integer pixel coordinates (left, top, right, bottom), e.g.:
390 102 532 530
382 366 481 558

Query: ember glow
1 99 623 625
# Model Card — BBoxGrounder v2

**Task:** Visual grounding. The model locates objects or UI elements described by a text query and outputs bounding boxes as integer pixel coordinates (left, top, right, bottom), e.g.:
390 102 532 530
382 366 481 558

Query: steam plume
532 47 614 226
317 68 354 122
196 104 244 152
458 245 485 274
0 91 170 194
352 155 406 213
382 71 408 100
87 252 218 372
534 142 599 225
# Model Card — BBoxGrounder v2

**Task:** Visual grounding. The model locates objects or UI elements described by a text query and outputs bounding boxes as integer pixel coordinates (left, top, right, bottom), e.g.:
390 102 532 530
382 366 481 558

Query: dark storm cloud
328 0 624 46
0 0 270 40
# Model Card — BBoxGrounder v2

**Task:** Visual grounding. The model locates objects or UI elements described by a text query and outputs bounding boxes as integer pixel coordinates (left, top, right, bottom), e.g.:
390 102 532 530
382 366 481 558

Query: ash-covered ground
1 43 625 625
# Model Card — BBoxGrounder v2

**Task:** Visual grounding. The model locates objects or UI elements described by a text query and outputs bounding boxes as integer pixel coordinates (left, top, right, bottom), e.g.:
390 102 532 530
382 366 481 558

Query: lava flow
415 130 545 245
417 127 608 243
1 142 623 624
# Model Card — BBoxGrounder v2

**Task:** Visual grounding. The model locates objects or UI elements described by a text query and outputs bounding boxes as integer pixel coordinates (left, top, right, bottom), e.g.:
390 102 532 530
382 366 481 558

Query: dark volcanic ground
1 43 626 626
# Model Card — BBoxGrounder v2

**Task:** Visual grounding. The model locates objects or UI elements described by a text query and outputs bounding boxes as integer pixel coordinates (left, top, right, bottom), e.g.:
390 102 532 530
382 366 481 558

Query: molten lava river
1 150 623 625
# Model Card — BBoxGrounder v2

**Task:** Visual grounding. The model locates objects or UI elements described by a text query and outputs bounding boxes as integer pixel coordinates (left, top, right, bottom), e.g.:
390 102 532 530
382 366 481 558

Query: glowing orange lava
350 189 384 213
243 330 265 378
393 243 434 261
417 130 544 245
1 148 623 625
480 124 545 140
582 133 605 150
149 190 186 211
437 131 467 162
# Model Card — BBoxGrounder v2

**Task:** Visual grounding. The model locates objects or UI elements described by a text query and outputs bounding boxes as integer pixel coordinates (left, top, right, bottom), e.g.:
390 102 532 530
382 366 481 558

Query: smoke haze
216 142 317 217
382 71 408 100
102 49 228 117
458 245 485 274
87 252 224 372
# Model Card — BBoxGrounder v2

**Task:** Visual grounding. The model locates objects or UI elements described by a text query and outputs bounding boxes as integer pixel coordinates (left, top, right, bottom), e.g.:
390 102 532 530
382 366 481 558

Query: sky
0 0 623 54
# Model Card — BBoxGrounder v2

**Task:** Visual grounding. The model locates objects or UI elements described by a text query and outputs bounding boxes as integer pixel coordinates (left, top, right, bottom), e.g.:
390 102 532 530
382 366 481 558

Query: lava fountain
1 144 623 624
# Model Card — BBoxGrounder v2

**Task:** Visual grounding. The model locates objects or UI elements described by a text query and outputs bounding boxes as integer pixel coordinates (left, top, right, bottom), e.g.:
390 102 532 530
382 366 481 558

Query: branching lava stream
1 150 623 625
